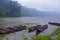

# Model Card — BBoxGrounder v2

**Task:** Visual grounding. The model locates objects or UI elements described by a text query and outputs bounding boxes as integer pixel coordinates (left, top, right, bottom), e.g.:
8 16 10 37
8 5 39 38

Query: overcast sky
14 0 60 12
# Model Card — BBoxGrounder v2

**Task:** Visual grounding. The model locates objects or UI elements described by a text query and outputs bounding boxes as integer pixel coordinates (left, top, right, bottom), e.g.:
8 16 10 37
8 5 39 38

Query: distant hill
21 6 60 17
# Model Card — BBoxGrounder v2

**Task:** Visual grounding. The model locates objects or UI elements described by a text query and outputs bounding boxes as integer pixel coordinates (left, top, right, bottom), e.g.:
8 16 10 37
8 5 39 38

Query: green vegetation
31 35 51 40
0 35 3 40
49 28 60 37
0 34 6 40
22 35 51 40
22 34 29 40
6 37 9 40
56 36 60 40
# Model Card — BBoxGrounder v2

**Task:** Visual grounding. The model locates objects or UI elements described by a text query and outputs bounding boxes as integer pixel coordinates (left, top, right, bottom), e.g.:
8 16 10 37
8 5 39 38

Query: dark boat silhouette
28 25 48 35
48 22 60 26
0 25 26 34
0 24 48 35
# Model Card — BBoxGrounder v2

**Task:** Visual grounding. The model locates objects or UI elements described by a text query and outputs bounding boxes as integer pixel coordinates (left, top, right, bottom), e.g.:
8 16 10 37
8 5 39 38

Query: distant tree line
0 0 21 17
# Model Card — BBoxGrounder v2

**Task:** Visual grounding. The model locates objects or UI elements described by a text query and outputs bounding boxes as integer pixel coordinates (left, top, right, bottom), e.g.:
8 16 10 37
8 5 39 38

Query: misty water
0 17 60 40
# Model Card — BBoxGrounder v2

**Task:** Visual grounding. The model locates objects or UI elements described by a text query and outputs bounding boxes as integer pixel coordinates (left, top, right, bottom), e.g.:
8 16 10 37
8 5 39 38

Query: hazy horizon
13 0 60 13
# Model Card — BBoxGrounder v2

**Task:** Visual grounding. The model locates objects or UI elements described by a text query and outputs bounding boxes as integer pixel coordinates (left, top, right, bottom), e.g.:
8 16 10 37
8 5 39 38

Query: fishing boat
0 25 26 34
28 25 48 35
48 22 60 26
